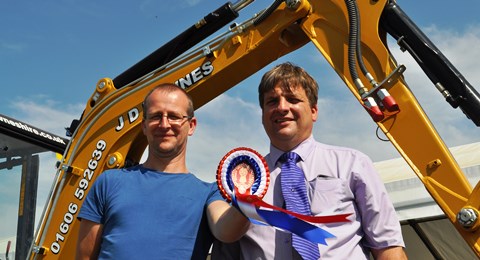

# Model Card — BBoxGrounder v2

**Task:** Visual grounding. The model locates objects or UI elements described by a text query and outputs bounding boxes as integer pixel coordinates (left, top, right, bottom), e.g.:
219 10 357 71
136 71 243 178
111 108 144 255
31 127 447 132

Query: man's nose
158 115 171 127
276 97 289 111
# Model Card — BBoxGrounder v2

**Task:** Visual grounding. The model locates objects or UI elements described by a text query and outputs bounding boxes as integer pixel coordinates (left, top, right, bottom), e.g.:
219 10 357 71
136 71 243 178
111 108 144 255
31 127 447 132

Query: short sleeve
77 172 109 224
351 153 405 249
206 182 224 206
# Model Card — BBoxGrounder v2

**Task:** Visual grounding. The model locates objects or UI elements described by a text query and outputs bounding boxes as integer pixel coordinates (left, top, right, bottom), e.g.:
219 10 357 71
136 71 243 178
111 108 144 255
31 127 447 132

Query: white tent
374 142 480 259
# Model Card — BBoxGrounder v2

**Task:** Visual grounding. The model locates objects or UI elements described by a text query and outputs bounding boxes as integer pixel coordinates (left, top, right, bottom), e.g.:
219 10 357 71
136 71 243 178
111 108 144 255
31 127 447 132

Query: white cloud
1 21 480 242
188 95 268 182
9 96 84 136
313 95 399 161
0 41 26 53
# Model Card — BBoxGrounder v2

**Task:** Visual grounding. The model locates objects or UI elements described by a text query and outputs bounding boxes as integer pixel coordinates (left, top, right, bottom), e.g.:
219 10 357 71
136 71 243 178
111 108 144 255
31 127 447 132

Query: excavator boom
30 0 480 258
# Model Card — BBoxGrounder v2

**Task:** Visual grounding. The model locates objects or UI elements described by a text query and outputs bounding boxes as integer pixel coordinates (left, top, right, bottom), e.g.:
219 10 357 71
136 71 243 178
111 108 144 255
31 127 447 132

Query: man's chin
274 127 295 137
155 143 176 154
269 132 296 143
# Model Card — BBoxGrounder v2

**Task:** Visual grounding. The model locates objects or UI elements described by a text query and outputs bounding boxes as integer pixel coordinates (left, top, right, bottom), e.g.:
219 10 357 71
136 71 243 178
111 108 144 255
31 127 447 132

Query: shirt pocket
309 177 348 215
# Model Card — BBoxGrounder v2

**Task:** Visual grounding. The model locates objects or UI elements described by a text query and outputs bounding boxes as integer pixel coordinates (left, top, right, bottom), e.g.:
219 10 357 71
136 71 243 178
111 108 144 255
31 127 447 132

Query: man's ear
311 104 318 122
188 117 197 136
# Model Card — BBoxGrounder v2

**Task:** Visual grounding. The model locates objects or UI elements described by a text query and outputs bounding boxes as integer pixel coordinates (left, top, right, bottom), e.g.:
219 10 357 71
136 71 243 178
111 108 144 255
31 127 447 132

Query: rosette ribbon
231 190 351 245
217 147 351 245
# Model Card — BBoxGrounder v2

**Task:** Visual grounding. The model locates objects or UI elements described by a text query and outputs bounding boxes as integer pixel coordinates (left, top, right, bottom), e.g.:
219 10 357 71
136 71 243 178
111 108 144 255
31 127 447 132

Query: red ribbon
236 193 351 224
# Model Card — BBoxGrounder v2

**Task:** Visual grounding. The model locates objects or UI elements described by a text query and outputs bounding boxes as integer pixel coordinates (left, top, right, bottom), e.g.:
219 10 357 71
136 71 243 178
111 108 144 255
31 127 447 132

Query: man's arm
371 246 408 260
353 154 407 259
76 219 103 260
206 200 250 243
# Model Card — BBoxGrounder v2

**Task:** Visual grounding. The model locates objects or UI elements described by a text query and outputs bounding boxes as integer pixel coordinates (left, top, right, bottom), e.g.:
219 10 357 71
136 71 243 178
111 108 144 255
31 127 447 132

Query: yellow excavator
29 0 480 258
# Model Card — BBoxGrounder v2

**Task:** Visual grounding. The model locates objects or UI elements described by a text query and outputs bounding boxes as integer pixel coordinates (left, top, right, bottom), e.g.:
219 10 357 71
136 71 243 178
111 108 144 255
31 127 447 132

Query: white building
374 142 480 259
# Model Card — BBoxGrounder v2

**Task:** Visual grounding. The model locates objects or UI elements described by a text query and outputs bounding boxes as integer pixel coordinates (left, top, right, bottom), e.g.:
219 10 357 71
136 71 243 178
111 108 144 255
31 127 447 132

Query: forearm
208 200 250 243
76 220 102 260
371 246 407 260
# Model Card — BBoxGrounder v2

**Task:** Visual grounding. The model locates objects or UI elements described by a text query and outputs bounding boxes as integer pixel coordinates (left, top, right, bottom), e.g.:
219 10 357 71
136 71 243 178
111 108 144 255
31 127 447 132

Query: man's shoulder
182 173 218 189
314 141 369 158
97 165 142 182
103 164 142 173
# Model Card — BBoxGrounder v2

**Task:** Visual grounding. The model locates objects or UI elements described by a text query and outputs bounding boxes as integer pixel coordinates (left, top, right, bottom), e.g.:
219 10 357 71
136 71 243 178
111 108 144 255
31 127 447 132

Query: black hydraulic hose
353 1 369 77
347 0 373 81
112 2 239 89
345 0 360 85
253 0 283 26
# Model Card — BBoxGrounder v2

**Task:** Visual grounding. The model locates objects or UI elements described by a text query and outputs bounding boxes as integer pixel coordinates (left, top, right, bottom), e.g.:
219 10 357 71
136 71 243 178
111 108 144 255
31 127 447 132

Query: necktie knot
280 152 300 164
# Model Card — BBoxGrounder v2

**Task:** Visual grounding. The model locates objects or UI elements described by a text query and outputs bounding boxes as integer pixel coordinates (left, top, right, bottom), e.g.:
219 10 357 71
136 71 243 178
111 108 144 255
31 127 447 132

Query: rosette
216 147 269 202
216 147 352 246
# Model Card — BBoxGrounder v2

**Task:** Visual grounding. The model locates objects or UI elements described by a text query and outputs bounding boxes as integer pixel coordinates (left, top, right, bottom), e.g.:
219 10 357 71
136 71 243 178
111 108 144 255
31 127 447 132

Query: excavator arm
30 0 480 258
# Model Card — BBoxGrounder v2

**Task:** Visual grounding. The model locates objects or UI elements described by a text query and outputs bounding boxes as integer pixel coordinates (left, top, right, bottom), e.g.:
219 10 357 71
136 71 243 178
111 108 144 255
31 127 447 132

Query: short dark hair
258 62 318 109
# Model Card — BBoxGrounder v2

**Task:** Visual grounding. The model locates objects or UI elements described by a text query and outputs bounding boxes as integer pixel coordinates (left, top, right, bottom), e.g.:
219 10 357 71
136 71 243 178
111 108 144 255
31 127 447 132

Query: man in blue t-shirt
76 83 249 259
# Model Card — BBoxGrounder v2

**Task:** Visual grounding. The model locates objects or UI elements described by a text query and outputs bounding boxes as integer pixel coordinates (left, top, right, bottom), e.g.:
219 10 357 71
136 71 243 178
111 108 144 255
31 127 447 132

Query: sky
1 0 480 245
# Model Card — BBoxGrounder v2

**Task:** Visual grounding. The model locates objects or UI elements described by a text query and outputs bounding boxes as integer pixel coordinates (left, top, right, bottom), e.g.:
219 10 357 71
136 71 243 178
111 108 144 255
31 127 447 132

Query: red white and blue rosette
216 147 353 247
216 147 270 202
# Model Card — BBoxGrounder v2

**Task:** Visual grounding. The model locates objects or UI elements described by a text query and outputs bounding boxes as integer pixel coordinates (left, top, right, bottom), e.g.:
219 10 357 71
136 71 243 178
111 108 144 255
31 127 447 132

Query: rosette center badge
217 147 270 202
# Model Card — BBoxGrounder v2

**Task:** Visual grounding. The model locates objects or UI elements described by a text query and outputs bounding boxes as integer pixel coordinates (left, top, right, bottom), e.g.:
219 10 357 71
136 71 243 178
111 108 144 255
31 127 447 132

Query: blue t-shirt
78 165 223 259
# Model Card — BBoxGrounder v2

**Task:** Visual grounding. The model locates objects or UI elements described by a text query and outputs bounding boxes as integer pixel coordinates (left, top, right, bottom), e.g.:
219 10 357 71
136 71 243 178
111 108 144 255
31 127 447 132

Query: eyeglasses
145 113 192 125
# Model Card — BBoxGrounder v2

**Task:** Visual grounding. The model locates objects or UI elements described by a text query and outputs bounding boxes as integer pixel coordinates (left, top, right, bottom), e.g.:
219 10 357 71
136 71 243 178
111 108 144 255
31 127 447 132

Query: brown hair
258 62 318 109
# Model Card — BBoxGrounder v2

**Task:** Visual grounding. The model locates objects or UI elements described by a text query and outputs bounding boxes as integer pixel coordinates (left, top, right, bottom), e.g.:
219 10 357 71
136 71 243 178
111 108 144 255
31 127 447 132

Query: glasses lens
167 114 185 123
147 113 189 125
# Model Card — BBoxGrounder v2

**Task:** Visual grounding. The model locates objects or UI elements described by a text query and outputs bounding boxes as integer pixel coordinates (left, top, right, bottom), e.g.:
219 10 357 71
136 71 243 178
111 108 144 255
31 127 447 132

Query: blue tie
280 152 320 260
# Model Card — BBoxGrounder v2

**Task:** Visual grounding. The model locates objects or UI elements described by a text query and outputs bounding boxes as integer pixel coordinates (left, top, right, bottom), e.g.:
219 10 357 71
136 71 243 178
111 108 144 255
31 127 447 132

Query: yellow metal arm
31 0 480 258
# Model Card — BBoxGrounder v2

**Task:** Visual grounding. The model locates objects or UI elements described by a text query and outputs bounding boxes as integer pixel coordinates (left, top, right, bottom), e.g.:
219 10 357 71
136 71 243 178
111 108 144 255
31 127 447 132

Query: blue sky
1 0 480 243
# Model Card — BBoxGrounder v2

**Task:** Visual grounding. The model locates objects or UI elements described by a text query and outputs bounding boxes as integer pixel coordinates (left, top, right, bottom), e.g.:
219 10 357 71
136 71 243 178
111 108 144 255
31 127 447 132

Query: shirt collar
269 135 316 165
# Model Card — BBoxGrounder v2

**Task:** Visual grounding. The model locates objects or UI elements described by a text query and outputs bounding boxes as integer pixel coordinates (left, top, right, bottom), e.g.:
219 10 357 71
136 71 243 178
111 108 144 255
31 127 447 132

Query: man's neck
271 136 312 152
142 155 188 173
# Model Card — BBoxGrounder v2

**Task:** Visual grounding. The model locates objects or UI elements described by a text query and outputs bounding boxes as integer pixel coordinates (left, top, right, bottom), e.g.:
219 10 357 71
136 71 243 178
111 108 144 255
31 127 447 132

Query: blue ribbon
255 208 335 245
233 193 335 245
